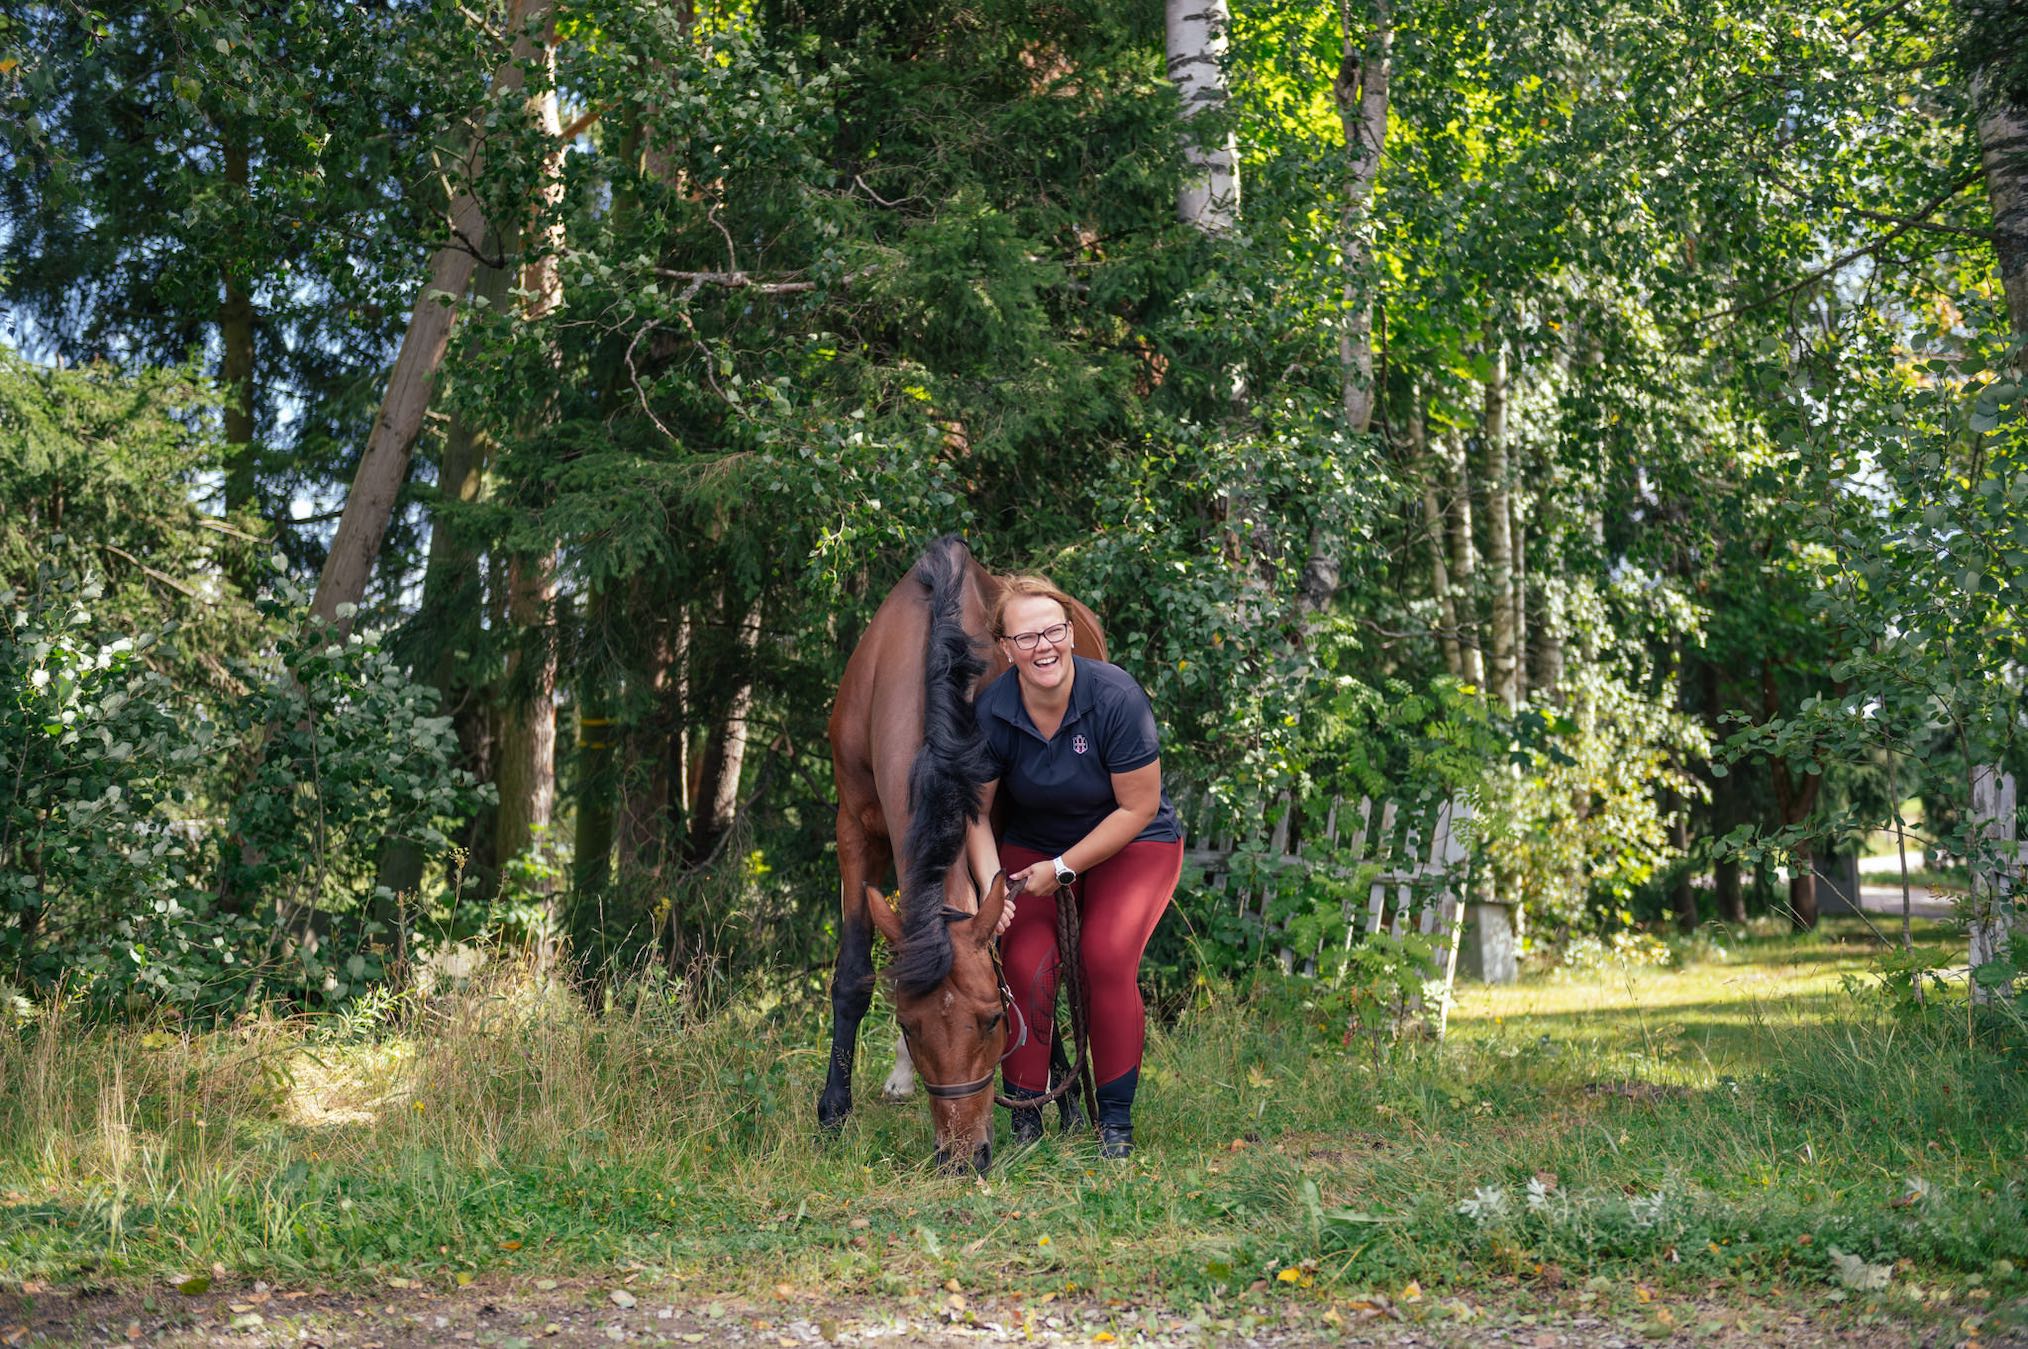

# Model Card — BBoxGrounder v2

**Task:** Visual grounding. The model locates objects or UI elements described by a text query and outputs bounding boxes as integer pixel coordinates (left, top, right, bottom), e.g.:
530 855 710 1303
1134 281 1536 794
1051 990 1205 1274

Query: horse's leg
818 812 889 1132
881 1033 916 1101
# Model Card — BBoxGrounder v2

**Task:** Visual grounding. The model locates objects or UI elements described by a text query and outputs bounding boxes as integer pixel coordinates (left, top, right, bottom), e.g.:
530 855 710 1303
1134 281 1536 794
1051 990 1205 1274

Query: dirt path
2 1277 2012 1348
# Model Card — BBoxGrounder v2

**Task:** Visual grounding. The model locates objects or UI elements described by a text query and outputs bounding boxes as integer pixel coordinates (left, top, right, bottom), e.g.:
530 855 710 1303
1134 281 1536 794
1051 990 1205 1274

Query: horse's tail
892 535 993 995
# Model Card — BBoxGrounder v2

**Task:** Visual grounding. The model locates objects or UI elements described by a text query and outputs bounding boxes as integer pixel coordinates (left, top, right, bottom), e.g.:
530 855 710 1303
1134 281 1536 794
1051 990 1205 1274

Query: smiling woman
970 576 1184 1160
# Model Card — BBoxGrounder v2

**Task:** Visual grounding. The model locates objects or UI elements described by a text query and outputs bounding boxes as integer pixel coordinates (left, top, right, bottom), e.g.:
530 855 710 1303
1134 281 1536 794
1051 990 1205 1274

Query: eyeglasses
1003 622 1071 651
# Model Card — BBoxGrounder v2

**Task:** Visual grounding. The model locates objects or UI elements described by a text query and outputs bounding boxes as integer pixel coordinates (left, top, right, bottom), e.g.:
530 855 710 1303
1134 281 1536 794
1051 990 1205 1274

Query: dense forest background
2 0 2024 1017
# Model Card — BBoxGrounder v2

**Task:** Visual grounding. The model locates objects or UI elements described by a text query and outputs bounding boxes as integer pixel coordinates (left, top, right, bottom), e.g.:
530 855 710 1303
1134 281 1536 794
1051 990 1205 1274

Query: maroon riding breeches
997 838 1183 1094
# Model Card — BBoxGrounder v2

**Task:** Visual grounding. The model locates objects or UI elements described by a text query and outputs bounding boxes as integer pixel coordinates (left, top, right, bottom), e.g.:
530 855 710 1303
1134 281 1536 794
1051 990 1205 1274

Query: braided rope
992 883 1095 1121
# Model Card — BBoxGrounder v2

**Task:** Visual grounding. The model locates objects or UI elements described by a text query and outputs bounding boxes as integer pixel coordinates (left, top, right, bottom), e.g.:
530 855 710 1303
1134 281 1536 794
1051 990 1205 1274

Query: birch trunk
1481 342 1518 710
1973 66 2028 337
1301 0 1392 615
309 0 553 629
1166 0 1239 234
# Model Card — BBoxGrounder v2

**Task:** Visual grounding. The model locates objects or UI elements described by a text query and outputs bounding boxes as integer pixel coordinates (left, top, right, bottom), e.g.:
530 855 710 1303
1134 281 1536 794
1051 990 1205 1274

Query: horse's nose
971 1141 991 1174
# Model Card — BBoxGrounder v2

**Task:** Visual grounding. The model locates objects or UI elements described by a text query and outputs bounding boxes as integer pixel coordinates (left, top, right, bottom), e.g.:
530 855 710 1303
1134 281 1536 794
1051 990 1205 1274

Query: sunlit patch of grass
1 923 2023 1337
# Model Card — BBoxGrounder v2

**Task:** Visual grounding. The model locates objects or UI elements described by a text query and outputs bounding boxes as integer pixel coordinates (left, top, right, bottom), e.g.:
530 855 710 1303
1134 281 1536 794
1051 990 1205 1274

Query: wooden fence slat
1179 787 1475 1036
1970 766 2021 1004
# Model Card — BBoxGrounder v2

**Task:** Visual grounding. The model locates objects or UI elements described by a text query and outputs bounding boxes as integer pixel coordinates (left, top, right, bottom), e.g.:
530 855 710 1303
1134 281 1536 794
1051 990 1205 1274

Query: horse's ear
864 884 904 946
966 871 1008 945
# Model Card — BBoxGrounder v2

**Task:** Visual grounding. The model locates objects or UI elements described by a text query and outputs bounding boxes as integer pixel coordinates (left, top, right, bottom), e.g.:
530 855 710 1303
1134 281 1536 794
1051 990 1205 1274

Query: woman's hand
1009 860 1056 896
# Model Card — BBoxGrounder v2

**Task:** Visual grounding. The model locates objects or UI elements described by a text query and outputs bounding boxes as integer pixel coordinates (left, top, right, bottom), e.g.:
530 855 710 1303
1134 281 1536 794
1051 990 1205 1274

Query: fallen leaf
2 1327 26 1347
499 1240 523 1251
609 1289 637 1308
535 1279 558 1291
175 1275 211 1296
1401 1280 1423 1302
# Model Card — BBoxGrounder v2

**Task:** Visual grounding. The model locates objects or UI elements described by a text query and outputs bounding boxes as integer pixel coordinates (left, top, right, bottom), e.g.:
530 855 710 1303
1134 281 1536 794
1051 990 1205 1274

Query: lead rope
992 882 1095 1129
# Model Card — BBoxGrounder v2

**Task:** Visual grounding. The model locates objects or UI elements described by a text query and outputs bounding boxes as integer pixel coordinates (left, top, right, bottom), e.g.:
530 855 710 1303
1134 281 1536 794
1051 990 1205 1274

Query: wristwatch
1052 855 1078 888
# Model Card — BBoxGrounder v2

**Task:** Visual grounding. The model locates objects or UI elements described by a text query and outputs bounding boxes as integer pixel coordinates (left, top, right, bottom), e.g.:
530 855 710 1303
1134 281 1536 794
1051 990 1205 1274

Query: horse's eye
981 1012 1003 1032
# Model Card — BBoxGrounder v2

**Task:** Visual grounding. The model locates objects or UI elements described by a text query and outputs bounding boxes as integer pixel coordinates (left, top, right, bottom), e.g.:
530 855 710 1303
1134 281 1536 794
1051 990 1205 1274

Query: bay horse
819 536 1104 1172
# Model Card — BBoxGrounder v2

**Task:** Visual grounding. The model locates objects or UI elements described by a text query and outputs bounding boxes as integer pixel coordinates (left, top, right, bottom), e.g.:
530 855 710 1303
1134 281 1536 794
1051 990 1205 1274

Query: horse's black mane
889 535 994 997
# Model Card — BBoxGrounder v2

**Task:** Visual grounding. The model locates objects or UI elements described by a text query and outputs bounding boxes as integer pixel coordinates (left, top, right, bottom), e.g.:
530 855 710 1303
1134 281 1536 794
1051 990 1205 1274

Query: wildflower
1525 1175 1553 1212
1457 1185 1509 1223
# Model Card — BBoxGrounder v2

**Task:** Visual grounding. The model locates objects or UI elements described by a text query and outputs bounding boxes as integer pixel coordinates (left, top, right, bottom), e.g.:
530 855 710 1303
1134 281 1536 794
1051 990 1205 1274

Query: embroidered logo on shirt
1071 734 1089 755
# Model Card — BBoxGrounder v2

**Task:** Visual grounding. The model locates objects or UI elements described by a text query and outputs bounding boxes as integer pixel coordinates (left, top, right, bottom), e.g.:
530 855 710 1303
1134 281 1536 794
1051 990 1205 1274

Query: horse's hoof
879 1081 915 1103
817 1093 853 1133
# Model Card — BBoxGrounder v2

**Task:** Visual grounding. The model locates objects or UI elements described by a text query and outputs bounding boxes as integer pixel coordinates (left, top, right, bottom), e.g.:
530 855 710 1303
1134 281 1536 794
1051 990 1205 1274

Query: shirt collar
987 658 1090 742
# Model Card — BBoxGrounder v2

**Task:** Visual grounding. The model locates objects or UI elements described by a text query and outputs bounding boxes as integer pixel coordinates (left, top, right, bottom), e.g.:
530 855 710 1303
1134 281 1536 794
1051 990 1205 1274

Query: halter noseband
897 936 1030 1101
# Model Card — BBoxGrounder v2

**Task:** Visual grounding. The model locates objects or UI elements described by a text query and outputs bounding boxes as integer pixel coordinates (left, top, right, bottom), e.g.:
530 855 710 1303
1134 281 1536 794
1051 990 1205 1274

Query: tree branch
1685 170 1985 327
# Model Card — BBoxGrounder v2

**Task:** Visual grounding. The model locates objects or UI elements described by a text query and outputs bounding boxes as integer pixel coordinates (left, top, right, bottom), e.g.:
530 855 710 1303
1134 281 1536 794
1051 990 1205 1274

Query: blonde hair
991 573 1078 640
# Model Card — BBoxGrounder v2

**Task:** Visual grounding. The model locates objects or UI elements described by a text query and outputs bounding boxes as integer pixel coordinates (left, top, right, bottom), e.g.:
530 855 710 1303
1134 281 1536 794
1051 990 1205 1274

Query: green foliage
0 561 214 1003
1 554 486 1015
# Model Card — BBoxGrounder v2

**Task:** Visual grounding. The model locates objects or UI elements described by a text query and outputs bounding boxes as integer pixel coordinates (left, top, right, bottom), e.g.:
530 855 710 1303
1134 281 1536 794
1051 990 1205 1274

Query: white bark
1300 0 1392 617
1482 341 1518 711
1335 0 1391 434
1444 432 1484 687
1166 0 1239 234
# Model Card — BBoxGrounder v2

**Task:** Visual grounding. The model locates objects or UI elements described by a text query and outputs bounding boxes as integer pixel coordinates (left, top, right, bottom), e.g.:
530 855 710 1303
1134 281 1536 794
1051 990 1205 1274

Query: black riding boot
1095 1066 1138 1159
1005 1082 1047 1146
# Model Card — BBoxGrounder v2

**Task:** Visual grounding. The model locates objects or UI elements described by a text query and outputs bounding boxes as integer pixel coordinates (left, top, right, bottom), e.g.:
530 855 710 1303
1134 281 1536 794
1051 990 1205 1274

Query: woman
966 575 1183 1158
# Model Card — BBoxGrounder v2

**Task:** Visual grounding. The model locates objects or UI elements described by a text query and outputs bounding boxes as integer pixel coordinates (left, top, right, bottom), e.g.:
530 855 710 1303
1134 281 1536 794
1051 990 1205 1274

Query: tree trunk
1481 341 1518 711
1973 64 2028 337
1166 0 1240 234
495 552 558 874
1300 0 1392 616
492 12 568 944
1413 394 1462 677
621 607 690 885
308 0 554 629
1511 504 1528 704
1669 801 1697 934
1444 432 1485 686
219 133 258 519
1763 663 1823 930
685 593 763 868
573 604 621 900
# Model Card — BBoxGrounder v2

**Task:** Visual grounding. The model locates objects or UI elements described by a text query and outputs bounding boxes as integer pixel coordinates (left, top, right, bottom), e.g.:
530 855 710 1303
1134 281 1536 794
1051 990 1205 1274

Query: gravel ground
4 1276 2019 1348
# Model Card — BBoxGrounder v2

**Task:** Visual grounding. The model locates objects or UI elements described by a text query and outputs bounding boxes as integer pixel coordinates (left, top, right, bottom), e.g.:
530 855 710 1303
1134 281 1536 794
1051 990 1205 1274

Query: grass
3 917 2026 1337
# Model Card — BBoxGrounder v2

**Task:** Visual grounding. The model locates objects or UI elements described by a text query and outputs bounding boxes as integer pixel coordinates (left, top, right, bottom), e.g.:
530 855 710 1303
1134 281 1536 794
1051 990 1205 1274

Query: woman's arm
966 779 1017 935
1007 760 1162 891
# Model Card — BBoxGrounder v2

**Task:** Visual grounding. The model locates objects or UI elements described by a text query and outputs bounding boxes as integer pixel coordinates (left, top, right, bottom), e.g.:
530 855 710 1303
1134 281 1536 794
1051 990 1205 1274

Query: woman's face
1000 594 1074 692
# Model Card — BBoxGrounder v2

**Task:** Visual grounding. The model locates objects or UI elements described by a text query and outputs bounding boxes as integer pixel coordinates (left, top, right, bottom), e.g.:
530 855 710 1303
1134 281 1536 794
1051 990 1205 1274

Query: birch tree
1167 0 1240 233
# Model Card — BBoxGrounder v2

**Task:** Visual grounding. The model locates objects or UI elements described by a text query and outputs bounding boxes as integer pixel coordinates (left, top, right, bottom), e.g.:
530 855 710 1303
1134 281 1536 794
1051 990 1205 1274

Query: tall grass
2 932 2025 1317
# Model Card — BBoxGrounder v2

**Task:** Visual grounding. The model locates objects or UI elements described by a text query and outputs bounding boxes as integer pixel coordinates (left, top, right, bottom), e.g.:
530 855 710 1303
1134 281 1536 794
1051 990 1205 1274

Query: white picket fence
1970 765 2025 1003
1174 790 1475 1034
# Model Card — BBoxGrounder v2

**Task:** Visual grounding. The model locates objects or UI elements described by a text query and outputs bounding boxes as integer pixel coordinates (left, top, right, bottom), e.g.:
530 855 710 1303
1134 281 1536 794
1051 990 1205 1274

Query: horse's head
866 871 1019 1174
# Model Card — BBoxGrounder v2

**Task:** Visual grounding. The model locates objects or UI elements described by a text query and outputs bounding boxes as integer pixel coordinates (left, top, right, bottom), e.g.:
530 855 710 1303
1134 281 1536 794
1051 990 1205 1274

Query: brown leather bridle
896 884 1093 1114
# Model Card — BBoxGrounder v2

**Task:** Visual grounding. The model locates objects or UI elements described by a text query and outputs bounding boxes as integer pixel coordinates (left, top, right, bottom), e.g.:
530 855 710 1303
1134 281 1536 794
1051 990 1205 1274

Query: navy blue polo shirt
978 657 1181 856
